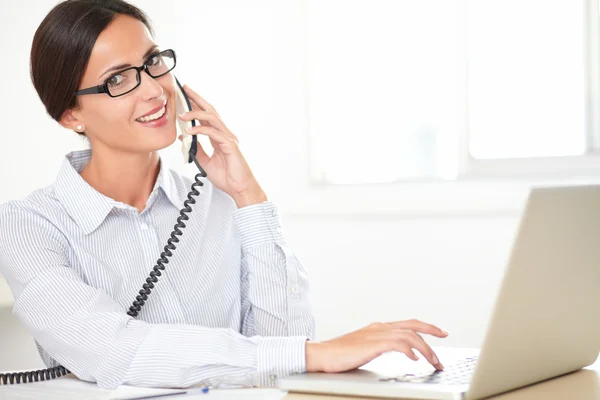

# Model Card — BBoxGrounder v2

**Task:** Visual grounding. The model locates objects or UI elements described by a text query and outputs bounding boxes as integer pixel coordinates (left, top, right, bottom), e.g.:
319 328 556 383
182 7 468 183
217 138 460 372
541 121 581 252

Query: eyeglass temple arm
76 85 106 96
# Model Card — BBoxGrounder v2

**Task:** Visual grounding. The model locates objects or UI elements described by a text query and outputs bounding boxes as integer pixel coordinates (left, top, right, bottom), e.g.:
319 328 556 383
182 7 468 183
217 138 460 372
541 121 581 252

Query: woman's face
66 14 177 153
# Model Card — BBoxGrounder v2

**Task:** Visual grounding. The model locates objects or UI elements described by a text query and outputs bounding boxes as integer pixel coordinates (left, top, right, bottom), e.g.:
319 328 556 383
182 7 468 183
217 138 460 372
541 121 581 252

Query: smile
136 104 166 122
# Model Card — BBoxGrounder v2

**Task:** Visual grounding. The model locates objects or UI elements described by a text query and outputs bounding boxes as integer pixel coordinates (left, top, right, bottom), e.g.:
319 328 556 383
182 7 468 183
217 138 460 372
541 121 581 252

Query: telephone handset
175 77 214 164
175 76 198 164
0 76 208 385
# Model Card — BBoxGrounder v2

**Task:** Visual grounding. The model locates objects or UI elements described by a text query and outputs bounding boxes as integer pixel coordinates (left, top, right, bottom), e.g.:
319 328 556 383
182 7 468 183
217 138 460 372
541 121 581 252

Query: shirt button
276 226 282 234
271 209 277 217
290 284 299 294
270 374 278 381
140 222 149 230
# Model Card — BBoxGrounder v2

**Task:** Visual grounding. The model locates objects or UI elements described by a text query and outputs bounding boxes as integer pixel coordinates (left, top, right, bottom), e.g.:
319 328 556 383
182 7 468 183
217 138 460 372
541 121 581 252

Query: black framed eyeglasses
75 49 177 98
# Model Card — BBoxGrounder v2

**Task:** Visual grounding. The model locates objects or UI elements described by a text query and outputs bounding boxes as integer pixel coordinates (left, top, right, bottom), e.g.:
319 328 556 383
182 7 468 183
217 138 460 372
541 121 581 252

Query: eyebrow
98 45 159 80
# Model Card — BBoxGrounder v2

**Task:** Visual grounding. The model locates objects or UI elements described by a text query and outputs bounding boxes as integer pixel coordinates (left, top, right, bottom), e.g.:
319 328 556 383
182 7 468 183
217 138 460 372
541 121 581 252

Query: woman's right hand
305 320 448 373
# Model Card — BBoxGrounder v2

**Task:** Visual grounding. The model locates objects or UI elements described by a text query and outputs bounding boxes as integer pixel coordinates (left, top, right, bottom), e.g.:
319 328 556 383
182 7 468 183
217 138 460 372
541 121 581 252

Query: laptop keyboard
379 356 478 385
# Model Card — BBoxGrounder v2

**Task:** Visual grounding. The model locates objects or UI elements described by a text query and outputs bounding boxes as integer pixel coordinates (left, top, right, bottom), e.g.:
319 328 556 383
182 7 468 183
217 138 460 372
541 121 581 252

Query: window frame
284 0 600 216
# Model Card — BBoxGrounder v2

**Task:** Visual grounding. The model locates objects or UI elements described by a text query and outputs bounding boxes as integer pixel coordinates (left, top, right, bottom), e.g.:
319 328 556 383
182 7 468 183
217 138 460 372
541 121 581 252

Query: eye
147 53 163 67
107 73 125 87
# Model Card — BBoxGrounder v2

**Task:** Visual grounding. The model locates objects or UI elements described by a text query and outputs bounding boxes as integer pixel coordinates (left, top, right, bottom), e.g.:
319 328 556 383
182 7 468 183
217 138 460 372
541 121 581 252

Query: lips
137 100 167 119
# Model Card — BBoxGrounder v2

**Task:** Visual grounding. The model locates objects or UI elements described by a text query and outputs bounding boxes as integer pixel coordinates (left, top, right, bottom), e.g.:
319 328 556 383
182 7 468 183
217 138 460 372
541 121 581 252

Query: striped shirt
0 149 314 389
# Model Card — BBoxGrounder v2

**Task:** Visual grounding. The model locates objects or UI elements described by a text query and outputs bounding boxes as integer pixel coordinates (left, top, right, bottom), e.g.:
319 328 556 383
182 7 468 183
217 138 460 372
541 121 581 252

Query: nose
137 69 164 100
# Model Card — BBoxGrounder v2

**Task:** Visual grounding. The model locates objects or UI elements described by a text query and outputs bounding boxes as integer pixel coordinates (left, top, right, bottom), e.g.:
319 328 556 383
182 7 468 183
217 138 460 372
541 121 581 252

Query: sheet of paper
0 375 110 400
186 387 286 399
109 385 186 400
0 374 288 400
0 375 186 400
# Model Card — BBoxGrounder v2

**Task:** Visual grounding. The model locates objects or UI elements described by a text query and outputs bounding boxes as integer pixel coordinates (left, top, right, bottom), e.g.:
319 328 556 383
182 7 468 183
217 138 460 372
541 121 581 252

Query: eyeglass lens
107 50 175 96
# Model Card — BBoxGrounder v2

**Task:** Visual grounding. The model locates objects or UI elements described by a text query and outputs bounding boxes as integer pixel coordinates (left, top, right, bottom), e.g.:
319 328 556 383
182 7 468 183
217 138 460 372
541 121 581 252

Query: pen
187 386 210 395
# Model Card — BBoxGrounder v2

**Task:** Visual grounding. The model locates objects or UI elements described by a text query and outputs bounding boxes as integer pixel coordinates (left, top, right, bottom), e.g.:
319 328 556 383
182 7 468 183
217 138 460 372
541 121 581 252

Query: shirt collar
154 155 182 210
53 149 182 235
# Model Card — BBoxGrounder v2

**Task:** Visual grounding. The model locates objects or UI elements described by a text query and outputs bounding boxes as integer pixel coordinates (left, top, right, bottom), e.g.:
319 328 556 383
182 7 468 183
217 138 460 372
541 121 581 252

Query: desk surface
2 358 600 400
284 367 600 400
282 349 600 400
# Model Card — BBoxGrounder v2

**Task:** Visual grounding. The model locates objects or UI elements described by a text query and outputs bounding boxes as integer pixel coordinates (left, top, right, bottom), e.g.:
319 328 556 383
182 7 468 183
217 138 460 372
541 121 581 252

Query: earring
77 125 83 131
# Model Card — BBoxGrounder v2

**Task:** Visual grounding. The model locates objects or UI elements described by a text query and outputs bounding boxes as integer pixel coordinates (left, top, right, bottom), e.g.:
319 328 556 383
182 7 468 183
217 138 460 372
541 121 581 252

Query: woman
0 0 448 390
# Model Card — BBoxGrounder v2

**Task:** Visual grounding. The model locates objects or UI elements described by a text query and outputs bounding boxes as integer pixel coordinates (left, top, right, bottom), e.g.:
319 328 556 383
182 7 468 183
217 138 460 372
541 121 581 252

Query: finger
178 133 210 164
183 84 218 115
179 110 238 143
386 319 448 338
391 343 419 361
178 110 219 125
209 136 220 150
396 331 444 370
409 331 444 370
186 125 236 149
194 140 210 166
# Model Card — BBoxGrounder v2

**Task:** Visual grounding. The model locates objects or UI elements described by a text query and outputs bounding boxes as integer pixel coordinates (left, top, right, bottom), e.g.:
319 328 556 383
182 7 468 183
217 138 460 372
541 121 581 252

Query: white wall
0 0 524 370
284 213 520 348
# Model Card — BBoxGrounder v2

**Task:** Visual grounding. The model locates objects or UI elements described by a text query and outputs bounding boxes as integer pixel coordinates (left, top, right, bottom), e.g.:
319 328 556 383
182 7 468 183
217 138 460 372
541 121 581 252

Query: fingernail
185 127 192 132
178 113 185 118
442 330 449 335
432 355 439 364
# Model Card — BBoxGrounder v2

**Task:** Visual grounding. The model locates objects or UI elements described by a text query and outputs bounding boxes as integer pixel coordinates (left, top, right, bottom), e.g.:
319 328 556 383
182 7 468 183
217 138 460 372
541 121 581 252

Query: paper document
186 388 286 399
0 374 186 400
0 374 290 400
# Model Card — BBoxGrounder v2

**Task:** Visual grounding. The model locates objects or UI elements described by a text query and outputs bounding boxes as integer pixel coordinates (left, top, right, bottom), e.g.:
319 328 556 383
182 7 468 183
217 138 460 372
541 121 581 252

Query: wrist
305 341 323 373
233 186 267 208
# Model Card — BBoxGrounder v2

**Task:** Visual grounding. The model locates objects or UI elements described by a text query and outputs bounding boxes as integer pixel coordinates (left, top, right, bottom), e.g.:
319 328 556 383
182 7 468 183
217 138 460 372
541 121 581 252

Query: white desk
2 360 600 400
0 377 287 400
0 276 14 309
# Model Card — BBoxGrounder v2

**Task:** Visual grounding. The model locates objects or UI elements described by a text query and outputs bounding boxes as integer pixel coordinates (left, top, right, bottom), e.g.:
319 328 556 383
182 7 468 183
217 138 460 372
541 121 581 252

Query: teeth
136 105 166 122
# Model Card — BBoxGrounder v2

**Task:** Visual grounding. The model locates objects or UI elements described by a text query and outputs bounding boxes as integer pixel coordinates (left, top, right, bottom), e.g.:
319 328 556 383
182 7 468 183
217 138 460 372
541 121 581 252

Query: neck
80 145 160 214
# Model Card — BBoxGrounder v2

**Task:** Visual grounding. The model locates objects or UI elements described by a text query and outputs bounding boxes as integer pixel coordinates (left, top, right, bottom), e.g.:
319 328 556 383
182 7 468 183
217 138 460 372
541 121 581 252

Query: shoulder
0 186 66 229
0 186 69 250
0 189 70 288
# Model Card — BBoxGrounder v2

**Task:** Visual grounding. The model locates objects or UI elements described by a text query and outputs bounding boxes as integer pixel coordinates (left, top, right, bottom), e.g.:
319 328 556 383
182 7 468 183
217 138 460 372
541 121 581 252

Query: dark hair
30 0 154 136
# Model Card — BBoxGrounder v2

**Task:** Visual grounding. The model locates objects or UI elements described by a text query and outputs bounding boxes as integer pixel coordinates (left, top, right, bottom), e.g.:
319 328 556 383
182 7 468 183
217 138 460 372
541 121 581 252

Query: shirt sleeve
0 203 307 389
233 201 315 340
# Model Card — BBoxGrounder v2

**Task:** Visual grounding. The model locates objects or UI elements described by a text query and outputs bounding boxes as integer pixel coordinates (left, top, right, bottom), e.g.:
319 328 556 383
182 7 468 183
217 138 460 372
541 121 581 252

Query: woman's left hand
177 85 267 208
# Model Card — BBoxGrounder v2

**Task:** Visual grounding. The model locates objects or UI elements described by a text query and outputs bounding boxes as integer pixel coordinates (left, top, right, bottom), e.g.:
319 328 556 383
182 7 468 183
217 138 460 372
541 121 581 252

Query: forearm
234 201 315 338
124 324 308 388
14 267 307 390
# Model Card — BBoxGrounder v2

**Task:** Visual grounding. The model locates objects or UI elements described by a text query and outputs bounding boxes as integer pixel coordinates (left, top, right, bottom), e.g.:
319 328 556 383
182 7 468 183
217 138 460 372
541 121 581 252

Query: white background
0 0 590 369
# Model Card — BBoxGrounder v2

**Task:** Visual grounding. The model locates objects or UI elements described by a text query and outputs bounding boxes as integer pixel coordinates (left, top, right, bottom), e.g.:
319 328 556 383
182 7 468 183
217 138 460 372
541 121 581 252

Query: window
307 0 600 185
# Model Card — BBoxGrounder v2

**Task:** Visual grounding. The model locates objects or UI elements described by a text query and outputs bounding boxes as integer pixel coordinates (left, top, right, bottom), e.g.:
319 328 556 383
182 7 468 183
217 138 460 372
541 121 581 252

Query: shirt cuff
232 201 286 250
256 336 308 387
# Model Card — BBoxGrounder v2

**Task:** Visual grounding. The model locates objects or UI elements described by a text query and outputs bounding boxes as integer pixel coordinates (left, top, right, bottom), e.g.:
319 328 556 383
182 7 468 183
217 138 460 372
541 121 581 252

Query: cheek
160 76 176 103
162 74 176 92
90 98 137 127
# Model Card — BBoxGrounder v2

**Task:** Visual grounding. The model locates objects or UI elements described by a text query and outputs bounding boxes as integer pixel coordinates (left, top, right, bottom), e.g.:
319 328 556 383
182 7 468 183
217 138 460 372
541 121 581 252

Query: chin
138 128 177 154
156 124 179 150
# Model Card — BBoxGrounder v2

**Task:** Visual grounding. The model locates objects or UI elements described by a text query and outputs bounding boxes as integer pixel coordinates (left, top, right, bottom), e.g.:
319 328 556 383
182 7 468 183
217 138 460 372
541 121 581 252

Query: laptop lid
467 185 600 399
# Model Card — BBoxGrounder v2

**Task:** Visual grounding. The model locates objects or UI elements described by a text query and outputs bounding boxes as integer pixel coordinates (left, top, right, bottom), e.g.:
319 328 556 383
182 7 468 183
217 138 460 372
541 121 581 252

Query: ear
58 108 84 132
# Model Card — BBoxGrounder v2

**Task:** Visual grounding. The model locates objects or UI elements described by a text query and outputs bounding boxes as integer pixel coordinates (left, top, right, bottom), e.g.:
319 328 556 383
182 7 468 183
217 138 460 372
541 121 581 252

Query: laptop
278 185 600 399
